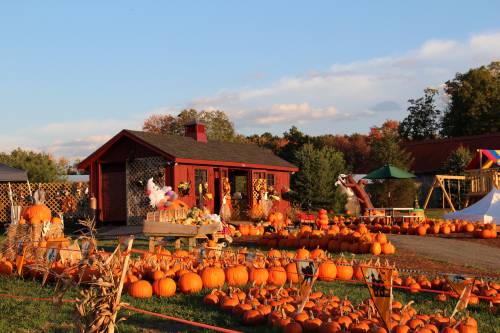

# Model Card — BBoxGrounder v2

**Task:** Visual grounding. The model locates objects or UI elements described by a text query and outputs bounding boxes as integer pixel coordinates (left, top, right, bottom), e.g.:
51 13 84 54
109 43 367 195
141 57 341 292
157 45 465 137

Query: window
254 172 266 180
266 173 275 188
195 169 208 207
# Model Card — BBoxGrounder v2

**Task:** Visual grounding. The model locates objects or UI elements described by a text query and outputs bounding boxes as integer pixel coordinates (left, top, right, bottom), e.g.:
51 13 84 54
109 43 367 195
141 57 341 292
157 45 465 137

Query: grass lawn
424 209 450 220
1 274 499 333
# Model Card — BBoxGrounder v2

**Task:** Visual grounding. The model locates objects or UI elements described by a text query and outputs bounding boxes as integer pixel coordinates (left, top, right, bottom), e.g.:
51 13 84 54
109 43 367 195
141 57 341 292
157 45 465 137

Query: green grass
1 275 499 333
424 209 451 220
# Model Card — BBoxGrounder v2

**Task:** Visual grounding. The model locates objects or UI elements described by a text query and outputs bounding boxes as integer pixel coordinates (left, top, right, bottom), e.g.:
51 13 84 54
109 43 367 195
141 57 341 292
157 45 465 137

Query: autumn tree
441 61 500 137
369 120 413 169
143 109 236 141
399 88 441 140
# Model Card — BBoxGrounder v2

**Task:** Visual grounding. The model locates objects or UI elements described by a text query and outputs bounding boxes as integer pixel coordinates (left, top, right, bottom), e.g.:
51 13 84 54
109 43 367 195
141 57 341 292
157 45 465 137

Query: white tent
444 188 500 225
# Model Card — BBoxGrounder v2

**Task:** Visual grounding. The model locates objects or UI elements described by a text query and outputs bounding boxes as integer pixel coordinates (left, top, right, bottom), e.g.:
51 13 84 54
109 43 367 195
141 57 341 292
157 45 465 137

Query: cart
142 211 233 251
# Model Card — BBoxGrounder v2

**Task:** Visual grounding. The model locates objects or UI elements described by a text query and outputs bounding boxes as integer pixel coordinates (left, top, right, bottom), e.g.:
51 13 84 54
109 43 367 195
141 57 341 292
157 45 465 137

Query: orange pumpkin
128 280 153 298
178 272 203 294
249 267 269 286
225 265 249 286
201 267 225 289
152 278 176 297
268 266 287 286
318 260 337 281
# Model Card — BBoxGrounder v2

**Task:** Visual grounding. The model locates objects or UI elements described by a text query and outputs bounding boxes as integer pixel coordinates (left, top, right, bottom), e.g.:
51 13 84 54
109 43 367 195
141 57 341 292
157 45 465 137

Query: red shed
78 122 298 225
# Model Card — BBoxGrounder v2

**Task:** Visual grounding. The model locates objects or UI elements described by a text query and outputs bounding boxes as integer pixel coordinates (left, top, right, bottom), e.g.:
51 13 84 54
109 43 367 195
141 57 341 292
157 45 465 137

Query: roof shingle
125 130 297 170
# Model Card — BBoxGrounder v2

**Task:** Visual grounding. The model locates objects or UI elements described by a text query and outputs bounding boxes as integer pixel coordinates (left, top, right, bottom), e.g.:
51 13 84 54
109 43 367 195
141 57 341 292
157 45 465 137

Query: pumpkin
152 277 176 297
370 242 382 255
225 265 249 286
285 262 299 283
0 260 13 275
417 225 427 236
295 247 310 260
204 291 219 306
242 309 264 326
178 272 203 294
284 322 303 333
239 224 250 236
249 267 269 286
23 204 52 222
150 270 165 281
51 216 62 224
318 261 337 281
382 242 395 254
336 257 353 280
201 267 225 289
268 266 287 286
128 280 153 298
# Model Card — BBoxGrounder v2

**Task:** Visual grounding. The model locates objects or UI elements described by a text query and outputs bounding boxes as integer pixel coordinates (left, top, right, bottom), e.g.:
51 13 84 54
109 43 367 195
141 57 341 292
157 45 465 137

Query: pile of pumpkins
257 224 396 256
203 285 480 332
124 247 362 299
392 273 500 306
123 244 401 302
360 218 497 239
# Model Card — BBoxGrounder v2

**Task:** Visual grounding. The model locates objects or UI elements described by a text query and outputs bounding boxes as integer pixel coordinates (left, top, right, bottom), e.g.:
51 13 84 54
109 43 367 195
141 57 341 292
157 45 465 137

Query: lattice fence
126 157 166 226
0 182 89 223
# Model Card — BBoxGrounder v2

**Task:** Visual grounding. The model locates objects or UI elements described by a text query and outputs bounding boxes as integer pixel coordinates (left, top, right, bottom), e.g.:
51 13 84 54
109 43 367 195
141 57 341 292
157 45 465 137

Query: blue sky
1 1 500 159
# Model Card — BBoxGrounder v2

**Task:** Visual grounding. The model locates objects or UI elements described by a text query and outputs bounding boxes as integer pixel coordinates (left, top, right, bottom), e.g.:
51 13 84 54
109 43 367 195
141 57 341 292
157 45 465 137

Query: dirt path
388 234 500 273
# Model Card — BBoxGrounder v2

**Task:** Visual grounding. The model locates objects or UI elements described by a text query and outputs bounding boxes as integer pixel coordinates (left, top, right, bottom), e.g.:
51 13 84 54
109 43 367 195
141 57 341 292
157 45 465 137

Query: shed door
101 163 126 223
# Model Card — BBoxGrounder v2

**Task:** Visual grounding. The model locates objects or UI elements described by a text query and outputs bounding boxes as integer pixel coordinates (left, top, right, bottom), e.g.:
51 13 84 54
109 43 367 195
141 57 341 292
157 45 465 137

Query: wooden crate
142 220 221 237
146 209 188 223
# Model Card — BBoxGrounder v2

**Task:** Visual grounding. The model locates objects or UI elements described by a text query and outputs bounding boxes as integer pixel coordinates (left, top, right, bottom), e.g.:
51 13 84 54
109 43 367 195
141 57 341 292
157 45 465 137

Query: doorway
229 169 250 220
100 163 126 223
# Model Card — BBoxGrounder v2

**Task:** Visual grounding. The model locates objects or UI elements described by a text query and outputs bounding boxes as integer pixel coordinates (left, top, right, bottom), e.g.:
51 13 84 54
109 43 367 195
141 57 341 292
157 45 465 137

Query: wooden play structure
423 175 467 211
423 149 500 211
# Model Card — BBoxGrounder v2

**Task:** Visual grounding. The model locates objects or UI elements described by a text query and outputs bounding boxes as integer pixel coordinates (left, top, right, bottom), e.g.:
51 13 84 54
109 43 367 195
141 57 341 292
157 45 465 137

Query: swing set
422 175 466 212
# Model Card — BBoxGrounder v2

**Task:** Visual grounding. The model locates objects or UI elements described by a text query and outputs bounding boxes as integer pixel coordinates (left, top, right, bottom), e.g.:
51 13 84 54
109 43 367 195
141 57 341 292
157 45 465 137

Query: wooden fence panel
0 182 89 223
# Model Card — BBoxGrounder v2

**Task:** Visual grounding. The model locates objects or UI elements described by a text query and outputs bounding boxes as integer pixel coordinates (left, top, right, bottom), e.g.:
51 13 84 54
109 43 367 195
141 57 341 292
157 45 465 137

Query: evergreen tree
291 144 346 211
442 146 472 175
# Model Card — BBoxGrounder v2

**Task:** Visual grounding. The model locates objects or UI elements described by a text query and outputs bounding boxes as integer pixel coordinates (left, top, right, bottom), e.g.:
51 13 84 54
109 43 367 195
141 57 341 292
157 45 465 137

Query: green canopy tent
363 164 416 207
363 164 416 180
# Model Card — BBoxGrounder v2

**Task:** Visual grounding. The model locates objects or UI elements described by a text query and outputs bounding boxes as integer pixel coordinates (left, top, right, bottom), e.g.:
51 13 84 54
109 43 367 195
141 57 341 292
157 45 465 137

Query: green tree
399 88 441 140
442 146 472 175
0 149 62 182
440 146 472 209
143 109 236 141
291 144 346 211
441 61 500 137
278 126 311 163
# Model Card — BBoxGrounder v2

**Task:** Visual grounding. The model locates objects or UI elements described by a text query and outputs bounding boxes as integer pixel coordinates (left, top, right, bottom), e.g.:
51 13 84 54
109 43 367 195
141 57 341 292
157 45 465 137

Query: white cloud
187 31 500 136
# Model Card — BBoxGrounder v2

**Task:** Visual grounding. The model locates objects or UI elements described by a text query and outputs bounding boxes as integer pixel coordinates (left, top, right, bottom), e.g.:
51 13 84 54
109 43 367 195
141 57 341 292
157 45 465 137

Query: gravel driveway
388 234 500 273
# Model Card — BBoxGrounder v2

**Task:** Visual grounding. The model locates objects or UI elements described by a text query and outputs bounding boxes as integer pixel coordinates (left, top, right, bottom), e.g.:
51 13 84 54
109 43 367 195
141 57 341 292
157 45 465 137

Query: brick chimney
184 119 207 143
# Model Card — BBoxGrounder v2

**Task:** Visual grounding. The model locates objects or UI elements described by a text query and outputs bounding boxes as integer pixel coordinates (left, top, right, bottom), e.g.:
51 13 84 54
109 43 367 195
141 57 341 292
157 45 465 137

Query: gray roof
0 163 28 182
125 130 297 170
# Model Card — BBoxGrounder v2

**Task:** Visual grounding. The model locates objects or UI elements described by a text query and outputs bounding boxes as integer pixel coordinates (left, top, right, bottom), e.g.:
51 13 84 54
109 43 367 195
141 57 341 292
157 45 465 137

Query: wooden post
108 236 134 333
422 178 438 209
436 176 456 211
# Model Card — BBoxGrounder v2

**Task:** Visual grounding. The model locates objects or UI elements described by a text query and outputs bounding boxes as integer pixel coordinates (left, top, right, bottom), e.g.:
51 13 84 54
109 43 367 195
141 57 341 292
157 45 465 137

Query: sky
1 1 500 160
